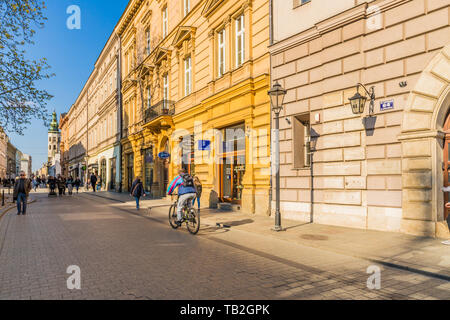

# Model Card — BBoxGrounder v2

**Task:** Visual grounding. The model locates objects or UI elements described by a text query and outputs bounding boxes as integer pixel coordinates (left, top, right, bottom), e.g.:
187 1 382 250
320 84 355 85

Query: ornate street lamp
348 83 376 116
268 82 287 232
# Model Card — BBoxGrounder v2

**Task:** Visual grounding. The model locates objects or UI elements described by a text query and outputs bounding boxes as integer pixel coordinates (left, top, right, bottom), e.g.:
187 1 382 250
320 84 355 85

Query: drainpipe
118 36 124 193
268 0 274 215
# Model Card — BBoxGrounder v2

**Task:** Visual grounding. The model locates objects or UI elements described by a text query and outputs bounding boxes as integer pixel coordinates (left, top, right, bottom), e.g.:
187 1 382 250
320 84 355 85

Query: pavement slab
0 192 448 300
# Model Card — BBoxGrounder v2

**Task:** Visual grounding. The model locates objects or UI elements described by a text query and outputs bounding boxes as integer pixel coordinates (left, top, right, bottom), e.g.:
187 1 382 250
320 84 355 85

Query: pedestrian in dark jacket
57 175 66 196
74 177 81 193
48 176 56 194
130 177 146 210
13 171 32 215
90 173 97 192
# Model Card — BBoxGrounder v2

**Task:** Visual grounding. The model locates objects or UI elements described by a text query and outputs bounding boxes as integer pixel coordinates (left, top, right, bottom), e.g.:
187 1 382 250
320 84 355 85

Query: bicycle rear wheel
169 204 179 229
186 208 200 235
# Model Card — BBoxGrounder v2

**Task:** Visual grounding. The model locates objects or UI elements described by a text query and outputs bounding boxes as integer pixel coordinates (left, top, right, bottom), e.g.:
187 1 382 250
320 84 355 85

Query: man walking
13 171 32 215
90 173 97 192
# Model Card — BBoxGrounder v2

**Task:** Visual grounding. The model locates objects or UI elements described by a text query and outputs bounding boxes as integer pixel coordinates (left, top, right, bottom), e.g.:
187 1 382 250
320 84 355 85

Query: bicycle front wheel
169 204 179 229
186 208 200 235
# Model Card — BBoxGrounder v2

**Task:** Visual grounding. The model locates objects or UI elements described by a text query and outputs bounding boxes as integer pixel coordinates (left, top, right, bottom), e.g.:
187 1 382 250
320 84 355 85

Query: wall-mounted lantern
348 83 376 116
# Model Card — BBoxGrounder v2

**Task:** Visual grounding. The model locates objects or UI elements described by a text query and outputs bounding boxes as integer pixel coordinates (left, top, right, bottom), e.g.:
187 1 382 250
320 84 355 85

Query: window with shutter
292 114 311 168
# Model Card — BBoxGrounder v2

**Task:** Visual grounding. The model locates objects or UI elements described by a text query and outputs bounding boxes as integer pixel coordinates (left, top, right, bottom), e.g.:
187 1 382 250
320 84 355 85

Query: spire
49 111 59 133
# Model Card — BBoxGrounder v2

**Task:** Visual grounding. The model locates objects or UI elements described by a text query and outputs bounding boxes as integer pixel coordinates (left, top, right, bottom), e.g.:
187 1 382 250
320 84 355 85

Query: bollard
1 190 4 206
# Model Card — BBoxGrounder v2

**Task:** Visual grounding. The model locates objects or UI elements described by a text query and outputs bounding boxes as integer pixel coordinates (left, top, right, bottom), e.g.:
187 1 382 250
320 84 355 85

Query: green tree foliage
0 0 54 134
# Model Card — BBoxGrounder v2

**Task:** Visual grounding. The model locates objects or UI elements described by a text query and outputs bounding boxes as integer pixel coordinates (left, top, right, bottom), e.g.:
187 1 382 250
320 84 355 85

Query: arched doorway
400 44 450 238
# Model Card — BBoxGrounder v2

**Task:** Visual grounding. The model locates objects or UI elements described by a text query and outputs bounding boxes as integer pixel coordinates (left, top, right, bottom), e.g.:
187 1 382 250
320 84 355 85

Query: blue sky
8 0 129 172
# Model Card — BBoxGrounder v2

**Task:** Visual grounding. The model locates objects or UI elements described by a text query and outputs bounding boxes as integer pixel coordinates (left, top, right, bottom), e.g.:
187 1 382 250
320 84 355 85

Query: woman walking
192 176 202 212
67 176 74 195
130 177 146 210
74 177 81 193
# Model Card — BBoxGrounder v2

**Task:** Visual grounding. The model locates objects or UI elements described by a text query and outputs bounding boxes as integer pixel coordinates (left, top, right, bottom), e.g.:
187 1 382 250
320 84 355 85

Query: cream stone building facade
65 33 121 190
85 34 121 191
270 0 450 238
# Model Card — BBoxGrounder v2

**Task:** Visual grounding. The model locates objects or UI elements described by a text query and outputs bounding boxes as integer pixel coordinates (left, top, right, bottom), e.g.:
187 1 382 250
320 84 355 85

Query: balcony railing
144 100 175 123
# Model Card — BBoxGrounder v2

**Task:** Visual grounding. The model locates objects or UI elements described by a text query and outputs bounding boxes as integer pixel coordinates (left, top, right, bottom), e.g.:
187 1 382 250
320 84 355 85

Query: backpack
181 174 194 188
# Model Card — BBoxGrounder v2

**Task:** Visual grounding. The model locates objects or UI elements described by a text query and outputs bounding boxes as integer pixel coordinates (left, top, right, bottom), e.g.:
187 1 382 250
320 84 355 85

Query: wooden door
443 112 450 220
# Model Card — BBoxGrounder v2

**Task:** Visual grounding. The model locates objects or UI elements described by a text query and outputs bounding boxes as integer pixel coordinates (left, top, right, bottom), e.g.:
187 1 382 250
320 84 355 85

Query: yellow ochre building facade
117 0 271 215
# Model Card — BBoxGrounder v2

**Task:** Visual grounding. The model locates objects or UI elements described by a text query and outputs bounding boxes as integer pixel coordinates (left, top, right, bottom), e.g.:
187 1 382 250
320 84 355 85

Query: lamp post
268 82 287 232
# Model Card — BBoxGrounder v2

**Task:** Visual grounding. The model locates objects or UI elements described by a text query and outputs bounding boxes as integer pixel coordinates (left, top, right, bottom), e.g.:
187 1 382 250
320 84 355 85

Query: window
147 86 151 108
163 74 169 103
294 0 311 7
184 0 190 16
184 56 192 96
218 29 226 77
292 114 311 168
162 7 168 38
235 14 245 67
146 28 151 55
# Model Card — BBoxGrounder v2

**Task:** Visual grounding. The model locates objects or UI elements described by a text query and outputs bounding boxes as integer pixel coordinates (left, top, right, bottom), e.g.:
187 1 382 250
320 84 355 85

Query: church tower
48 111 61 163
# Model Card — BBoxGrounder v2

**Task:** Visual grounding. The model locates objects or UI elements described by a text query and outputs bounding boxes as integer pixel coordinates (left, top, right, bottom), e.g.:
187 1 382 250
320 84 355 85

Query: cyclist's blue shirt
167 175 196 195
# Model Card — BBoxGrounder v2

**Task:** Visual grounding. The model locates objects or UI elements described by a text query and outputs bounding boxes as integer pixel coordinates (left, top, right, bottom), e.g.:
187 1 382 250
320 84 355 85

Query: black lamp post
348 83 376 116
268 82 287 232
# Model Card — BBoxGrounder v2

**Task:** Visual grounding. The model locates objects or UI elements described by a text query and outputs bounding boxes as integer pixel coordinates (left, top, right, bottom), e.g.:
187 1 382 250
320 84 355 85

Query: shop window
292 114 311 169
144 148 154 193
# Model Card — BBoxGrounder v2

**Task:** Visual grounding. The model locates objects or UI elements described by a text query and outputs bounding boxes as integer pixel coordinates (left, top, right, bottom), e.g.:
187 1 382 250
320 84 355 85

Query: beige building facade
270 0 450 238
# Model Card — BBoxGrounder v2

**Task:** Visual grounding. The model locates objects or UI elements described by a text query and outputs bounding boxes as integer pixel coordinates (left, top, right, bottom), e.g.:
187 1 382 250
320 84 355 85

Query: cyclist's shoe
176 220 183 227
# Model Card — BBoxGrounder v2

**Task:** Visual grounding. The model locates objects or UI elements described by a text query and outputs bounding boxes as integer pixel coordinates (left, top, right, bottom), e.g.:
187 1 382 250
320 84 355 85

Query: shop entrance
220 154 246 204
100 159 107 190
127 153 134 192
110 158 116 191
443 111 450 221
219 123 246 204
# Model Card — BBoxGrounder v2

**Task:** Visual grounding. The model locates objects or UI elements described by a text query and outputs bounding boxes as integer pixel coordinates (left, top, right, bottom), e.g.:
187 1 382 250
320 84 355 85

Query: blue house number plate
380 100 394 111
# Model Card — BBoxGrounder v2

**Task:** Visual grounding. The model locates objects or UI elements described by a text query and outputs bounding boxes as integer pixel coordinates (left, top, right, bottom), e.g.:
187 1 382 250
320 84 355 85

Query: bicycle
169 195 200 235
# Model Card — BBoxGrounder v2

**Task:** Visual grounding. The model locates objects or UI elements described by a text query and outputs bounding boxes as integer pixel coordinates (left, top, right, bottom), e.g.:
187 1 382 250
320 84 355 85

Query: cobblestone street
0 193 449 300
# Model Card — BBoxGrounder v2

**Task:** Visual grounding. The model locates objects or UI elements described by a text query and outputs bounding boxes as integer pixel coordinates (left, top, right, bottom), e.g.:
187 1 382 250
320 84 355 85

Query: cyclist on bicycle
167 169 197 226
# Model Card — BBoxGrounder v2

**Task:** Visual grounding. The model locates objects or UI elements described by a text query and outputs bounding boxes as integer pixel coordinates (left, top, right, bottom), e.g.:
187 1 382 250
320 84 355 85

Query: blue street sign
380 100 394 111
158 152 170 159
198 140 211 151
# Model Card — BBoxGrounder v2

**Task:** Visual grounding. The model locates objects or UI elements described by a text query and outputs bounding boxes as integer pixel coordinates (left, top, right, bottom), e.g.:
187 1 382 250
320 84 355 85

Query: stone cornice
118 0 145 37
270 0 411 56
398 130 446 141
